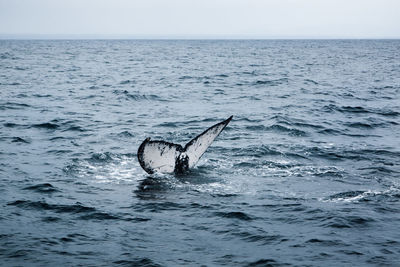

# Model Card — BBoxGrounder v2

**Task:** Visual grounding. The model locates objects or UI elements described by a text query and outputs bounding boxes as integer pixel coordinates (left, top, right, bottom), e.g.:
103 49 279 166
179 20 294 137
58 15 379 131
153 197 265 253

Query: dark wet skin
174 153 189 174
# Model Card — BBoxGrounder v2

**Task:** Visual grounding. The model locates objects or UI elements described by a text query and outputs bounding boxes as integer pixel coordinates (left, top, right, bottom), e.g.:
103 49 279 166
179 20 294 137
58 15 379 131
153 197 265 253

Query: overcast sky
0 0 399 38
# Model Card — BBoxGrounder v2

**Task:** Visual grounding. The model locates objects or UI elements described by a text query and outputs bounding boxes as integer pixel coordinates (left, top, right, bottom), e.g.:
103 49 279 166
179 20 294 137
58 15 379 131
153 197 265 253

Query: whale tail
137 116 233 174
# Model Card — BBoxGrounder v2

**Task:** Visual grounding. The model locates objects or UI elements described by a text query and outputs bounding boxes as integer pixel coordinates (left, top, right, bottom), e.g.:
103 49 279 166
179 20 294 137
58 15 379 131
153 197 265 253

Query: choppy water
1 39 400 266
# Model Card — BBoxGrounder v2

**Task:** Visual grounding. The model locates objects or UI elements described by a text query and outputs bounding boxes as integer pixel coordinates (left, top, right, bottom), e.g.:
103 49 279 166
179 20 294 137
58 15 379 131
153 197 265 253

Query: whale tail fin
137 116 233 174
184 115 233 168
137 138 183 174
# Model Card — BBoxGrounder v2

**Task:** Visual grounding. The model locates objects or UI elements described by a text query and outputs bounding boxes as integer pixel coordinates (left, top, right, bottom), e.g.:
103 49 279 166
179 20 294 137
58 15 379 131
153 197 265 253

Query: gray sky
0 0 399 38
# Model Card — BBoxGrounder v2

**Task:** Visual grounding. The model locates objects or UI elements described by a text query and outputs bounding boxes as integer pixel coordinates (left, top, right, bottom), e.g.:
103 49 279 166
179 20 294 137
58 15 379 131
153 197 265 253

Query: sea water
1 39 399 266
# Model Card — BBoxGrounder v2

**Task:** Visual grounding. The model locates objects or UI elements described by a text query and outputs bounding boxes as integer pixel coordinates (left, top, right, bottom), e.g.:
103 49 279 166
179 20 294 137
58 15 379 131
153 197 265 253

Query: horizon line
1 34 399 40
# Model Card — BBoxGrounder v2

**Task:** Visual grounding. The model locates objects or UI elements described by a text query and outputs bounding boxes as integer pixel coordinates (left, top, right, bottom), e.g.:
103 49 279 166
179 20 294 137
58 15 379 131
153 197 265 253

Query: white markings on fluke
137 116 233 174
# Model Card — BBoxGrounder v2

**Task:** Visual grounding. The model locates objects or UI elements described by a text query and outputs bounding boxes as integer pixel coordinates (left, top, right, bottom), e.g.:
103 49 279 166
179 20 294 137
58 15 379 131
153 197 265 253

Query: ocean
1 39 399 266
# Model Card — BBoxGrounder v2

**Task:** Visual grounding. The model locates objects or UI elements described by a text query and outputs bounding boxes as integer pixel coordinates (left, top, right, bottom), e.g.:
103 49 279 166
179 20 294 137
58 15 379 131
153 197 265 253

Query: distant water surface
1 39 400 266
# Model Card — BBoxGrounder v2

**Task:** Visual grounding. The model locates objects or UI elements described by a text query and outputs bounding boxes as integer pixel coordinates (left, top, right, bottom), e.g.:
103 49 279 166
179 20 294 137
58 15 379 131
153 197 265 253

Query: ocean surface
1 39 399 266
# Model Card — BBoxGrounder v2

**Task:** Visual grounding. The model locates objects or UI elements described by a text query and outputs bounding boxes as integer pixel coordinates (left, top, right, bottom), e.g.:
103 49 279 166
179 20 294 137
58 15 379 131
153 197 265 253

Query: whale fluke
137 116 233 174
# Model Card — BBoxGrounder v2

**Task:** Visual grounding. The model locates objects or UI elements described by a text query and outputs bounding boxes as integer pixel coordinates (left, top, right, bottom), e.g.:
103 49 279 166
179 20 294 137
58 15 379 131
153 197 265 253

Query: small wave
246 259 282 267
236 70 256 76
304 79 319 85
16 93 28 98
345 122 386 129
235 95 261 101
270 115 324 130
253 78 288 86
323 104 399 117
131 201 186 212
325 148 400 161
361 149 400 158
232 231 283 245
63 125 86 132
78 212 120 220
284 121 323 130
63 233 90 242
179 75 193 80
233 145 282 158
234 117 263 123
46 149 73 155
305 238 343 246
0 102 30 110
272 165 344 178
49 136 67 141
3 122 21 128
58 233 90 243
31 119 88 132
245 124 307 136
114 258 161 267
32 122 59 129
119 79 135 85
7 200 128 221
327 191 365 201
5 249 33 258
376 110 400 117
322 215 375 229
33 94 52 98
214 211 253 221
268 124 308 136
7 200 96 213
359 166 398 174
42 216 61 223
157 117 220 128
90 152 115 163
11 137 30 143
214 88 225 95
117 131 134 138
14 66 27 71
318 128 343 135
323 188 400 203
156 122 179 128
1 82 21 86
336 250 364 256
113 89 163 101
301 146 372 161
340 106 368 113
234 162 258 168
23 183 58 193
231 146 309 163
0 52 13 59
